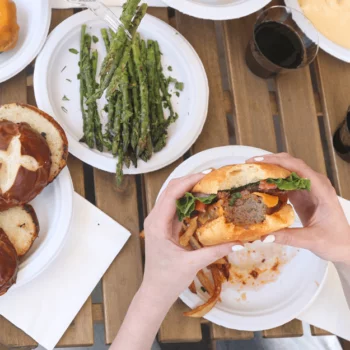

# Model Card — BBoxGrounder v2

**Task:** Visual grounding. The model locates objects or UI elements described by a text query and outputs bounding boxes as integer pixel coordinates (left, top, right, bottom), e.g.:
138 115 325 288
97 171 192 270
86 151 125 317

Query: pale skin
111 153 350 350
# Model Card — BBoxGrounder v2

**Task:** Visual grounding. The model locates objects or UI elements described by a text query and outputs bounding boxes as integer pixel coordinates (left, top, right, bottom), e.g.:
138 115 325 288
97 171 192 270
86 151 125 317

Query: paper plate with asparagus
34 1 208 184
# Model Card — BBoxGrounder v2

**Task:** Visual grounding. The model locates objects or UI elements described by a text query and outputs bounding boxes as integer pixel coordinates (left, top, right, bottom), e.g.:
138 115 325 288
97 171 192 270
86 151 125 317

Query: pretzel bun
0 104 68 182
0 204 39 257
0 228 18 296
191 163 295 246
193 163 291 194
0 120 51 210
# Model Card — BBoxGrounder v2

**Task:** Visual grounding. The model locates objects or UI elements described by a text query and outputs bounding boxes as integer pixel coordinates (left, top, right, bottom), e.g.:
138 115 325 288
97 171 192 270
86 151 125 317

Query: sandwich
176 163 311 246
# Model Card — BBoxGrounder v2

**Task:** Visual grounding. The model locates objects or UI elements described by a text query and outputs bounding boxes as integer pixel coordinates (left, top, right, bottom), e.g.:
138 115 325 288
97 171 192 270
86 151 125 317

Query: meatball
223 193 267 225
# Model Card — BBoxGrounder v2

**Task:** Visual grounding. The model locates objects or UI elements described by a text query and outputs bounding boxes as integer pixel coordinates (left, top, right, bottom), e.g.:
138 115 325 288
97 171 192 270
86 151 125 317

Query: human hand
142 174 235 301
247 153 350 265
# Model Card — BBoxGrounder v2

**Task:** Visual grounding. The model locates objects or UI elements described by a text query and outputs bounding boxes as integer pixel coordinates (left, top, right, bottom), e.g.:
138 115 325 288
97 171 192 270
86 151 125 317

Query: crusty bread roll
0 228 18 296
189 163 295 245
193 163 291 194
197 204 294 245
0 204 39 257
0 104 68 182
0 120 51 210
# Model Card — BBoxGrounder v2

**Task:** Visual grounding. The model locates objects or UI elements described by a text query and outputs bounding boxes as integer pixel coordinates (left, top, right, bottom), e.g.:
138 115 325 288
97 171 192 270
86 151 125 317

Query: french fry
189 235 202 250
184 266 222 318
212 258 226 265
179 217 197 247
197 269 215 296
189 281 197 294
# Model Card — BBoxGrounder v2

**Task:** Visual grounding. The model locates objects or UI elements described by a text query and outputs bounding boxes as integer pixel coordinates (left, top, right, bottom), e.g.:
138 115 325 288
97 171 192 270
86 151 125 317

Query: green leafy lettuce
266 172 311 191
176 192 216 221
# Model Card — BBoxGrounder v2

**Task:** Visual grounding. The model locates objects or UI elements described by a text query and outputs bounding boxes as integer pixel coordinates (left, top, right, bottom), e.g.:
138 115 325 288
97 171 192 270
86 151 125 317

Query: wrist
139 279 180 309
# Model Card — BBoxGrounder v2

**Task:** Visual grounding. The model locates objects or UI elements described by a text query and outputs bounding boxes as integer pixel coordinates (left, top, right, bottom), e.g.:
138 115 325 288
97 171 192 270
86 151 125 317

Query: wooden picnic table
1 3 350 349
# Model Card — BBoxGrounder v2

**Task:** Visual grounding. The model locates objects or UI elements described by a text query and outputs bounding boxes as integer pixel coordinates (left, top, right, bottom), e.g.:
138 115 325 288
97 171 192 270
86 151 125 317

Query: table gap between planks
0 4 349 349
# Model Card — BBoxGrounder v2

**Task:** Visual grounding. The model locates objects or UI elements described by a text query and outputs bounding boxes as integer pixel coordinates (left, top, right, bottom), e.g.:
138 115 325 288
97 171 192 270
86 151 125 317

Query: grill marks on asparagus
78 0 183 185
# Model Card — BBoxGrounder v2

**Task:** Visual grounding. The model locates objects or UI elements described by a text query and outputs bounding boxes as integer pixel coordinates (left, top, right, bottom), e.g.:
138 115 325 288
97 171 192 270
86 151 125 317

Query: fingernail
202 168 213 174
263 235 275 244
232 245 245 252
254 157 264 162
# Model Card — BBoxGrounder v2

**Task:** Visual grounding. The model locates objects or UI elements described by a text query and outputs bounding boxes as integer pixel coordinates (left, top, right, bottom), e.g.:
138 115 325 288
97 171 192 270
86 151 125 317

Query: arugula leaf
266 172 311 191
229 192 242 206
92 35 99 43
175 82 184 91
176 192 216 221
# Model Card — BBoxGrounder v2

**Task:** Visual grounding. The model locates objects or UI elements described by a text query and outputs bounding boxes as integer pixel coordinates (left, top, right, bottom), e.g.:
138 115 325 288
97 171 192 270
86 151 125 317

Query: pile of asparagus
78 0 181 185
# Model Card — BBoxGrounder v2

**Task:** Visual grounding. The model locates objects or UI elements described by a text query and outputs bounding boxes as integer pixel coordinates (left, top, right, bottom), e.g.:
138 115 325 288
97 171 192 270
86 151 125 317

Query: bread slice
192 163 291 194
0 104 68 182
0 204 39 257
196 204 295 246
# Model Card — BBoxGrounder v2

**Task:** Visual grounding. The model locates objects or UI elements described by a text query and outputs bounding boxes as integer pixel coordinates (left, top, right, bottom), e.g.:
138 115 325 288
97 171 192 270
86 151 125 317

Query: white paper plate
0 0 51 83
34 9 208 174
161 0 271 20
285 0 350 63
159 146 328 331
12 167 73 289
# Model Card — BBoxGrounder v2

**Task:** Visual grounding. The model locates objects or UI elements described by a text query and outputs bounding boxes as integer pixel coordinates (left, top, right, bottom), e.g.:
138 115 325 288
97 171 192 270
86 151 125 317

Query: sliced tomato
195 200 207 212
259 180 277 190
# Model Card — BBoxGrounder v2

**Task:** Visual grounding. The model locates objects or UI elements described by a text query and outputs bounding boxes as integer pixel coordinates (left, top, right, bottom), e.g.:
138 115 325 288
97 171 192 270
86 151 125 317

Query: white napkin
298 197 350 341
51 0 167 8
0 193 130 350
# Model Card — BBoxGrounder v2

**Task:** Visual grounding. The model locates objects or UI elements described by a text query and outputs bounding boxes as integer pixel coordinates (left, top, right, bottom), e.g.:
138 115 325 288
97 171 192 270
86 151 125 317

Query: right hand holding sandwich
247 153 350 265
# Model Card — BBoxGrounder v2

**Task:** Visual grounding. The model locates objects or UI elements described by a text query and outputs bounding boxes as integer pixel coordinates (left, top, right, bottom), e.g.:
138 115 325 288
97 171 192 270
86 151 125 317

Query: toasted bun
0 228 18 296
0 204 39 257
193 163 291 194
0 104 68 182
0 120 51 210
197 204 294 246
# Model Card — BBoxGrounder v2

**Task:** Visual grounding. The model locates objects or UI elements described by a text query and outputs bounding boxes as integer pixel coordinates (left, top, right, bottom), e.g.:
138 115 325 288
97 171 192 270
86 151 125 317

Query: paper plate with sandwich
0 104 72 295
160 146 328 331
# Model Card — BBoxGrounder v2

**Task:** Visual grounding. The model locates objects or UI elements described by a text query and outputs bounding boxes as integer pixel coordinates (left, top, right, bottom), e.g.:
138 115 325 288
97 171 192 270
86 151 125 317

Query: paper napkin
298 197 350 341
51 0 167 8
0 193 130 350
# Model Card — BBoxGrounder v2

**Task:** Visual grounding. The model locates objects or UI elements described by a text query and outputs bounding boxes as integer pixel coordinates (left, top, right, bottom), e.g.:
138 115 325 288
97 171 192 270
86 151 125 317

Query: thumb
191 242 238 267
274 227 315 250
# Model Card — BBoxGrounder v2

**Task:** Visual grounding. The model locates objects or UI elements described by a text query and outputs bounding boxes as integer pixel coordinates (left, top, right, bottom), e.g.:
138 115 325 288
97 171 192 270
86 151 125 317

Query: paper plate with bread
0 104 72 295
0 0 51 82
159 145 328 331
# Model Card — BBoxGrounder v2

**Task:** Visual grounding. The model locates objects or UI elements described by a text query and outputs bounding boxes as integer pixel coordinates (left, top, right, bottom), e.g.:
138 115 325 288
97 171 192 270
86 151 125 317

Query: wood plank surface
94 171 143 344
275 67 327 174
310 325 332 336
315 51 350 199
92 303 105 324
211 325 253 341
223 16 277 152
263 320 303 338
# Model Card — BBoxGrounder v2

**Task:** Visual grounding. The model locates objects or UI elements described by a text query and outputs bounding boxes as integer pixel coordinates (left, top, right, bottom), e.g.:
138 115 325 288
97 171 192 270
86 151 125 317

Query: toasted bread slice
0 204 39 257
0 103 68 182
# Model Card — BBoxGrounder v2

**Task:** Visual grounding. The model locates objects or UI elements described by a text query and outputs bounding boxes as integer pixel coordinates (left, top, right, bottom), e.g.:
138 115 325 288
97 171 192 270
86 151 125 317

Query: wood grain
94 171 143 344
310 325 332 336
263 320 303 338
92 303 105 324
158 300 202 343
315 51 350 199
211 325 253 341
223 16 277 152
275 67 327 175
176 14 229 152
